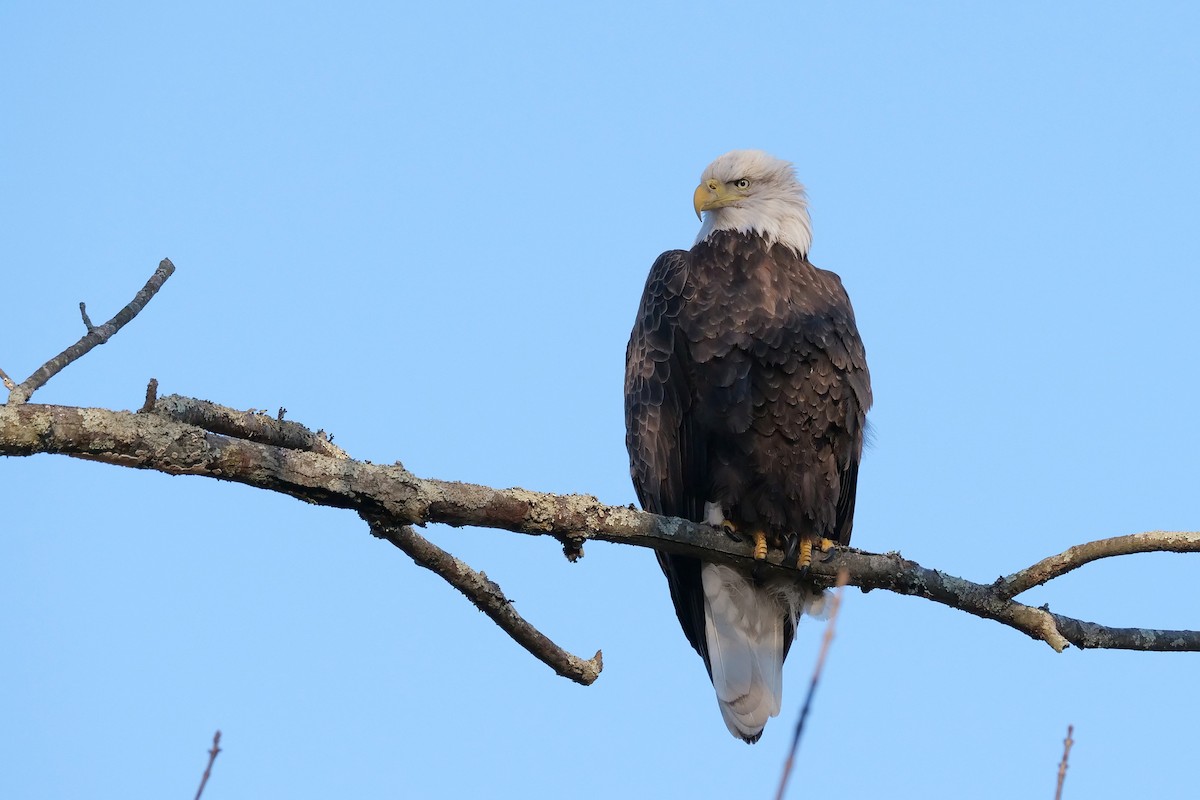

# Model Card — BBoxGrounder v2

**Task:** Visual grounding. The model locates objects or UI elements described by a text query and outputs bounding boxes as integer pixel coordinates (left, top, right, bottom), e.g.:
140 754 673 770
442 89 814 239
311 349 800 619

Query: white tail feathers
701 563 824 742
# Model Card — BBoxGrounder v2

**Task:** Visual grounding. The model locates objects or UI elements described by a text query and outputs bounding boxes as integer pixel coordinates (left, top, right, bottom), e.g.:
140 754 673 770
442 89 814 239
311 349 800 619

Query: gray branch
363 512 602 685
2 398 1198 677
3 257 1198 688
995 531 1200 599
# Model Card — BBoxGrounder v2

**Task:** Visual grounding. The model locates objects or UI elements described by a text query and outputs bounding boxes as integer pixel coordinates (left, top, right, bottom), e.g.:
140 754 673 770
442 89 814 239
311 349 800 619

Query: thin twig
775 569 849 800
362 512 603 685
6 258 175 405
78 302 94 332
0 366 14 391
1054 724 1074 800
194 730 221 800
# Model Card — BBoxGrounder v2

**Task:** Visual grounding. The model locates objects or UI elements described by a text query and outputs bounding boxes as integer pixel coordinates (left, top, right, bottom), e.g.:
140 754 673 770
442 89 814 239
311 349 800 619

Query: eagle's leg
748 530 771 583
797 537 814 572
752 530 768 561
797 536 839 575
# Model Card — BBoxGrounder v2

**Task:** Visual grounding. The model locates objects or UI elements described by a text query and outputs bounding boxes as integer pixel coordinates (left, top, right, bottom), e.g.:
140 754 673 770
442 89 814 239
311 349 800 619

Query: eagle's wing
809 268 872 546
625 249 691 518
624 250 712 665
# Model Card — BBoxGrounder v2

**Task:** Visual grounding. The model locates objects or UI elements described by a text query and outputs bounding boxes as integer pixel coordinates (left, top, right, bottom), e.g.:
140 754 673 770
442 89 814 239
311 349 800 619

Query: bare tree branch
3 258 1199 689
363 512 602 685
152 393 351 460
996 533 1200 599
5 258 174 405
2 398 1199 677
0 366 15 391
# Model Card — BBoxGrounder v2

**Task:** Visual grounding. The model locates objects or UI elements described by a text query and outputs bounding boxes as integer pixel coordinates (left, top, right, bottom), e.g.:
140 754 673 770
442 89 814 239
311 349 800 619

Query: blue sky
2 2 1198 797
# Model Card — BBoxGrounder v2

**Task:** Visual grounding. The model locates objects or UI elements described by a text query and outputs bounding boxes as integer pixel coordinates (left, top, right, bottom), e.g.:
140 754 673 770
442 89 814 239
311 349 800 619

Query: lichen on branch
3 259 1199 687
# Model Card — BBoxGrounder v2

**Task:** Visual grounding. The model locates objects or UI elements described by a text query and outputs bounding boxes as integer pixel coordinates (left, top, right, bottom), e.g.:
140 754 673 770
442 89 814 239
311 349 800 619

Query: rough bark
3 397 1199 685
3 260 1198 686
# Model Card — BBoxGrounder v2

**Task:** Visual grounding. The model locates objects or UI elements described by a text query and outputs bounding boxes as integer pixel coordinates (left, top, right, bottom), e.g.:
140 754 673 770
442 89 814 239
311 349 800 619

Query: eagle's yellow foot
797 536 838 576
752 530 768 561
718 519 742 543
797 537 814 571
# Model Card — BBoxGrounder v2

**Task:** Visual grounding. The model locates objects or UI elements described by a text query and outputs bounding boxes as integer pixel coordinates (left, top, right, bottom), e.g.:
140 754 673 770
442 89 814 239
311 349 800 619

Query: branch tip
193 729 222 800
1054 724 1074 800
140 378 159 413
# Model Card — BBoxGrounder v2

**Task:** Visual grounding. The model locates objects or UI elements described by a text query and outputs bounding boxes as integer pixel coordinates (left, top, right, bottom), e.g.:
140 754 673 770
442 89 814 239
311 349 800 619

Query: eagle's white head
693 149 812 255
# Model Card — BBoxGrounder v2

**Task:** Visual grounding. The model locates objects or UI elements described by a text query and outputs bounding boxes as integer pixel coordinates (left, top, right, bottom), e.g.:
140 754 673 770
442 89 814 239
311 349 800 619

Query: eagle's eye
734 178 750 190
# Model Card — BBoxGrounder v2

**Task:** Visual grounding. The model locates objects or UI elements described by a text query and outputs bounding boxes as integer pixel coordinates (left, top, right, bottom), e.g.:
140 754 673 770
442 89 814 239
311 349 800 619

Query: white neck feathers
693 150 813 255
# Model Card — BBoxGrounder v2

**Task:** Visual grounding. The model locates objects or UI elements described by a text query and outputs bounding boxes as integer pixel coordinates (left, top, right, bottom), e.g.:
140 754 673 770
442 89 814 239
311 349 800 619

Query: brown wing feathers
625 232 869 668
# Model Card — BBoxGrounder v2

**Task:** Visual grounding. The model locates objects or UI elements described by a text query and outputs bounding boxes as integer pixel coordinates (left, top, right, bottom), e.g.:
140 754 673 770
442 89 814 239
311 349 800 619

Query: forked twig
6 258 175 405
775 569 849 800
194 730 222 800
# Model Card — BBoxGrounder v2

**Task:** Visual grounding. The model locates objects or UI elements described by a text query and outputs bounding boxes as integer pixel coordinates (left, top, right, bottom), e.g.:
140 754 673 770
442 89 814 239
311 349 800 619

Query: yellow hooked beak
693 179 748 219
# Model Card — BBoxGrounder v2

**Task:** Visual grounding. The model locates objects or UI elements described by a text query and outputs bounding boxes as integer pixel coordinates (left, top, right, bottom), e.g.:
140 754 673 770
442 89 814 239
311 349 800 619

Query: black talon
783 536 799 564
719 522 743 543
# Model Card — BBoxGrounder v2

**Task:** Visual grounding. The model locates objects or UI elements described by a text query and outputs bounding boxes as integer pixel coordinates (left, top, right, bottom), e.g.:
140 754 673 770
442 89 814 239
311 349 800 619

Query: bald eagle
624 150 871 742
